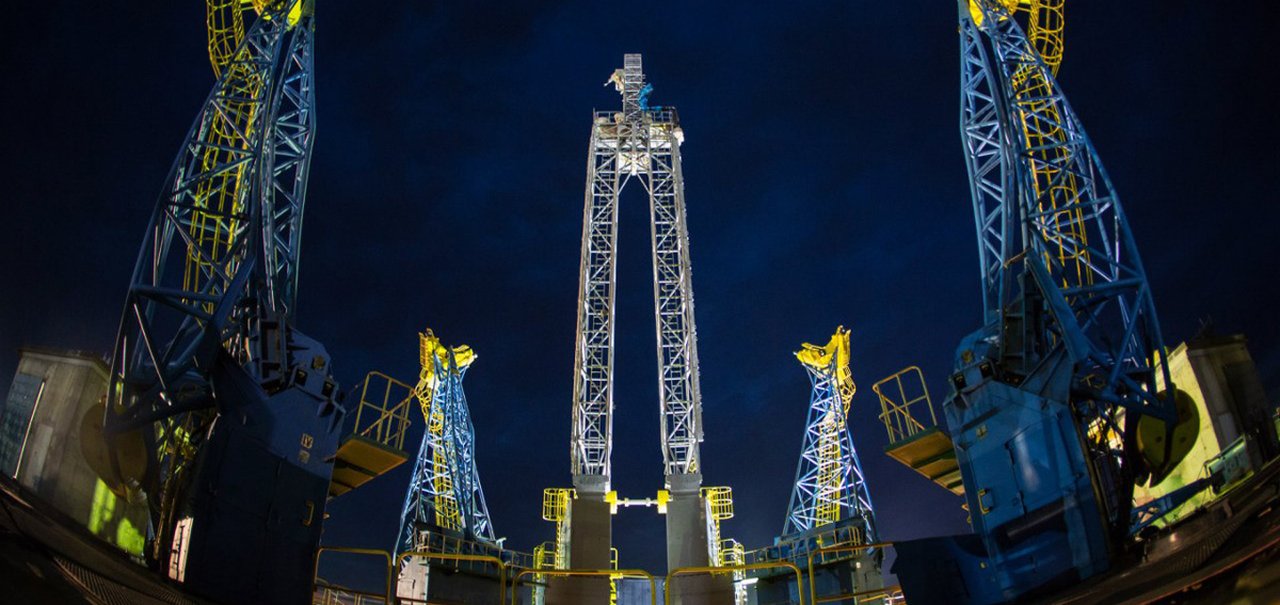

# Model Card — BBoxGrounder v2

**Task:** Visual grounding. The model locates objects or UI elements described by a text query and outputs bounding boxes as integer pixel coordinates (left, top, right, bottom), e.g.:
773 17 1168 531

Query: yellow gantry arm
968 0 1063 75
795 327 858 527
795 326 856 413
205 1 308 76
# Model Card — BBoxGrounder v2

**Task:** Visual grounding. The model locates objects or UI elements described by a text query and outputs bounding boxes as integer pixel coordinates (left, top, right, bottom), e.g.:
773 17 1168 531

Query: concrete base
545 575 612 604
545 486 612 604
665 474 733 605
396 557 429 603
666 574 735 605
664 480 710 571
398 556 506 605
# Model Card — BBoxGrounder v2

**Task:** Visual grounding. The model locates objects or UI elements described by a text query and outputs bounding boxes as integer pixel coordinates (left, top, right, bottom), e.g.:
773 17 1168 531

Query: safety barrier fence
806 541 898 605
314 546 394 604
400 550 506 603
351 371 414 451
668 561 805 605
313 543 904 605
872 366 935 444
509 568 657 605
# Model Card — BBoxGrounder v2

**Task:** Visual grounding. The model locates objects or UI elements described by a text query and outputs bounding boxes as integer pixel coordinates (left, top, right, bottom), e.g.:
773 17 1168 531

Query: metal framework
398 331 496 554
569 54 703 489
959 0 1172 419
104 0 317 545
920 2 1182 596
783 329 877 541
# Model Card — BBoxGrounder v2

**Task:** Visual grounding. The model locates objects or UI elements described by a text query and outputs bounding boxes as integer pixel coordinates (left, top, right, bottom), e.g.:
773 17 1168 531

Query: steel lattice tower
566 54 709 576
398 331 496 554
914 1 1181 597
958 0 1171 418
783 328 877 542
93 3 343 603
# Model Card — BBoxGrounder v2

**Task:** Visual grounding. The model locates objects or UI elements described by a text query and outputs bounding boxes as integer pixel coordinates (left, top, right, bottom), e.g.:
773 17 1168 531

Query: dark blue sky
3 1 1279 588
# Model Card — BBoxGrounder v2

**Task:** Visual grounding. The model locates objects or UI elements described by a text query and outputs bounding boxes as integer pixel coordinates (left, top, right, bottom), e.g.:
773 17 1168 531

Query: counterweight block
166 333 344 605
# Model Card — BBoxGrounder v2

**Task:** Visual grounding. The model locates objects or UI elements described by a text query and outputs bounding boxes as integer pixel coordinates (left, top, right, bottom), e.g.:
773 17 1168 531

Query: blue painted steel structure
98 3 344 603
896 2 1180 602
783 352 877 544
397 345 496 554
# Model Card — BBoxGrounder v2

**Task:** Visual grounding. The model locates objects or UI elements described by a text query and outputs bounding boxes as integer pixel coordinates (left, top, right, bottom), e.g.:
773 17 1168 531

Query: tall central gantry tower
567 53 710 577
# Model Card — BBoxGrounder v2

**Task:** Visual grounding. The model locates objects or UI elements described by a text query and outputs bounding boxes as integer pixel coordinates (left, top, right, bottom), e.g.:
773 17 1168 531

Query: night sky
3 1 1279 591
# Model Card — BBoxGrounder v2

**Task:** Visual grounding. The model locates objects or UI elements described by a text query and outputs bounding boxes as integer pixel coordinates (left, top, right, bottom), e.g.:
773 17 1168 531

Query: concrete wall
0 348 147 555
1137 335 1277 527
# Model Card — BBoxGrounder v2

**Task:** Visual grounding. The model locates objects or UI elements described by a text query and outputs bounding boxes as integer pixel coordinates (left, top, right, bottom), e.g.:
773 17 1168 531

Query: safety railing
872 366 935 444
542 488 573 522
510 568 657 605
313 583 391 605
592 108 680 126
668 562 805 605
806 541 896 605
834 584 904 604
702 486 734 520
397 550 505 604
314 545 901 605
351 371 415 451
745 521 866 566
314 546 394 604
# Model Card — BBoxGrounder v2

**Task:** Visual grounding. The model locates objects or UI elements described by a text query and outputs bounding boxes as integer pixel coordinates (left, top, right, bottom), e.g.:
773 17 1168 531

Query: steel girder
959 10 1015 327
569 110 621 483
961 0 1173 418
783 360 877 541
260 19 315 317
570 54 703 488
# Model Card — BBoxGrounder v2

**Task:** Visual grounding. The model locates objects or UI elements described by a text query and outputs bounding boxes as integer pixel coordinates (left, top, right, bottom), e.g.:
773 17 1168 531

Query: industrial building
0 349 148 556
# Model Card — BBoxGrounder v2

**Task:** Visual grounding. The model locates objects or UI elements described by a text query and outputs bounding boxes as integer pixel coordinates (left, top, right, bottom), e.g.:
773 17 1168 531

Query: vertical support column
958 4 1015 329
643 80 708 578
665 477 734 604
646 111 703 485
563 55 723 602
559 60 625 605
569 114 621 488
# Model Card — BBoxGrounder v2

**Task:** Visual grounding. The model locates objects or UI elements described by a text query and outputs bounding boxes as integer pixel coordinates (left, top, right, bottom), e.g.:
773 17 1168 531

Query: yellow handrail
396 550 506 605
510 568 657 605
872 367 935 444
313 546 393 604
805 541 896 605
815 584 904 604
353 370 414 451
667 562 805 605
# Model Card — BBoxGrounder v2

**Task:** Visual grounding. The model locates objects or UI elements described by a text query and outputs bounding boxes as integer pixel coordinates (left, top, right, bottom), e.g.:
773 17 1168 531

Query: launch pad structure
5 3 1280 605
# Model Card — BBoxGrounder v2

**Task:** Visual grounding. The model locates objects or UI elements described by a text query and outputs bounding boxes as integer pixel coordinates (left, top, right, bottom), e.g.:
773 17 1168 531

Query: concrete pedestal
665 474 734 605
545 482 612 604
